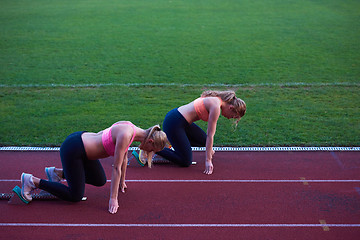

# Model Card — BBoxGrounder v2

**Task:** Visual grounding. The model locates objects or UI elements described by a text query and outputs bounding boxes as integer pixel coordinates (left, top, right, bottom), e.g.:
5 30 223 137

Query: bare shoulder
204 97 222 110
112 123 134 140
204 96 221 104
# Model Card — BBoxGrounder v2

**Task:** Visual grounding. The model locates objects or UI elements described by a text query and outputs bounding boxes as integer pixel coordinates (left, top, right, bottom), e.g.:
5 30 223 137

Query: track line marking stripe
0 223 359 227
124 179 360 183
1 82 359 88
1 179 360 183
1 146 360 151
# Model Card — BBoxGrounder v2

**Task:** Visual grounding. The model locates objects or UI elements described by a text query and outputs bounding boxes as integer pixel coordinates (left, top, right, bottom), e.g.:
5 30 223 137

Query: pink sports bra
194 97 223 122
101 122 136 156
194 98 209 121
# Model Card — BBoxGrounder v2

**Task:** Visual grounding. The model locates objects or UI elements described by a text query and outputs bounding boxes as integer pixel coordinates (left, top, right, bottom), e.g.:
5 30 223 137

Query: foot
45 167 62 182
132 150 146 166
21 173 36 201
139 150 148 165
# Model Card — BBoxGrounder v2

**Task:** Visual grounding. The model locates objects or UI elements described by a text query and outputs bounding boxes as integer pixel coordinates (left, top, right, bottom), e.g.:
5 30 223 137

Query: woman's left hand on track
121 182 127 193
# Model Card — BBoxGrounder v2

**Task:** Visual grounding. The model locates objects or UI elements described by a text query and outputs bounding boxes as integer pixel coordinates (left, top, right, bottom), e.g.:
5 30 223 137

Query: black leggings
157 108 207 167
39 131 107 202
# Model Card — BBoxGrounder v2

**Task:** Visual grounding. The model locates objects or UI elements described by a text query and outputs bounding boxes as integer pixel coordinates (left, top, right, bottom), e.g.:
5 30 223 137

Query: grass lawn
1 85 359 146
1 0 359 146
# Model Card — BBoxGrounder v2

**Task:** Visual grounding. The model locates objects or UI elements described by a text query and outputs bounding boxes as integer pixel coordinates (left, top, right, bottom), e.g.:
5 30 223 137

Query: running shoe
131 150 147 166
45 167 62 182
21 173 35 201
139 150 148 164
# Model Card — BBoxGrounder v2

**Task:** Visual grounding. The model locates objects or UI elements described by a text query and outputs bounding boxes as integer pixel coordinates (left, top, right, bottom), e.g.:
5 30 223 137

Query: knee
68 189 87 202
95 178 107 187
69 194 84 202
86 175 107 187
180 157 192 167
180 152 194 167
180 162 192 167
92 177 107 187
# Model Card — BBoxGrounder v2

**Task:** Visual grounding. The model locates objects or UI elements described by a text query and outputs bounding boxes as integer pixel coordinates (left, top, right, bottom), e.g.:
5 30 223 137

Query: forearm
205 136 214 162
203 104 219 175
204 136 215 175
110 167 121 199
120 157 128 183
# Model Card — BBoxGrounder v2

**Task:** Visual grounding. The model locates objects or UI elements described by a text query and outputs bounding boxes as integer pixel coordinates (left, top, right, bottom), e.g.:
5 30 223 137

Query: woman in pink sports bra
156 90 246 175
20 121 167 214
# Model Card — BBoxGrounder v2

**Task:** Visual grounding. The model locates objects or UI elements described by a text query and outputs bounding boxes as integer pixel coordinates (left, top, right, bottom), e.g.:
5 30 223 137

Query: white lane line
1 179 360 183
0 223 359 227
1 146 360 151
125 179 360 183
1 81 358 88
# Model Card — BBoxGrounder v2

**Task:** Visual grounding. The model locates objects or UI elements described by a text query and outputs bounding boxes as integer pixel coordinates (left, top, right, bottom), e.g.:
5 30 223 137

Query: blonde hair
201 90 246 124
143 125 168 168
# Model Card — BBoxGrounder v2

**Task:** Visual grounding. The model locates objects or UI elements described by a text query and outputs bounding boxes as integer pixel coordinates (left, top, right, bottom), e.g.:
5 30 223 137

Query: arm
204 100 221 175
120 155 128 193
108 133 129 214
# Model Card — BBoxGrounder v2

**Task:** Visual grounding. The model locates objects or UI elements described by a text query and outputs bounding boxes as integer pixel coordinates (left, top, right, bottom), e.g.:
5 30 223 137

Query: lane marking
319 220 330 231
1 146 360 152
1 82 359 88
0 223 359 228
124 179 360 183
1 179 360 183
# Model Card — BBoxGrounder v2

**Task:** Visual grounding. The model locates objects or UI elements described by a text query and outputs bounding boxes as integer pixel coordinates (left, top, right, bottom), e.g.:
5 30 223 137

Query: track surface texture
0 151 359 240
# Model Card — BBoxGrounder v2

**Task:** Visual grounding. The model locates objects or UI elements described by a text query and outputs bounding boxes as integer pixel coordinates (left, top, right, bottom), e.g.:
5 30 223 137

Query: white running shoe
21 173 36 201
45 167 62 183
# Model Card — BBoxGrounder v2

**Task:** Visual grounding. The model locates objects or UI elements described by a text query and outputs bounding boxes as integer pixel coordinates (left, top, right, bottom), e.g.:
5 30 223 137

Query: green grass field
1 0 359 146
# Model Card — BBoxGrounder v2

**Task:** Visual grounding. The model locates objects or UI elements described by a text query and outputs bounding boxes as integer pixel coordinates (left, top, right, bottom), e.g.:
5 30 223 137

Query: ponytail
143 125 168 168
201 90 237 103
201 90 246 125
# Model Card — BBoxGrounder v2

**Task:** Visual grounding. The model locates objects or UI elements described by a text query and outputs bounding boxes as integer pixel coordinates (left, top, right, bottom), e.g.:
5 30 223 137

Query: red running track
0 151 359 239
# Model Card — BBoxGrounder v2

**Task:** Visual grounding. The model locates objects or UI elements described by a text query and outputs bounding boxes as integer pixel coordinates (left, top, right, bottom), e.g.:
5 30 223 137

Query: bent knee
180 160 192 168
69 195 84 202
94 178 107 187
87 177 107 187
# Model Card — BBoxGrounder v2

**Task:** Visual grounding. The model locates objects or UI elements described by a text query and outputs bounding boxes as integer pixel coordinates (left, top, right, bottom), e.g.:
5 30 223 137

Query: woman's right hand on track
109 198 119 214
204 160 214 175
